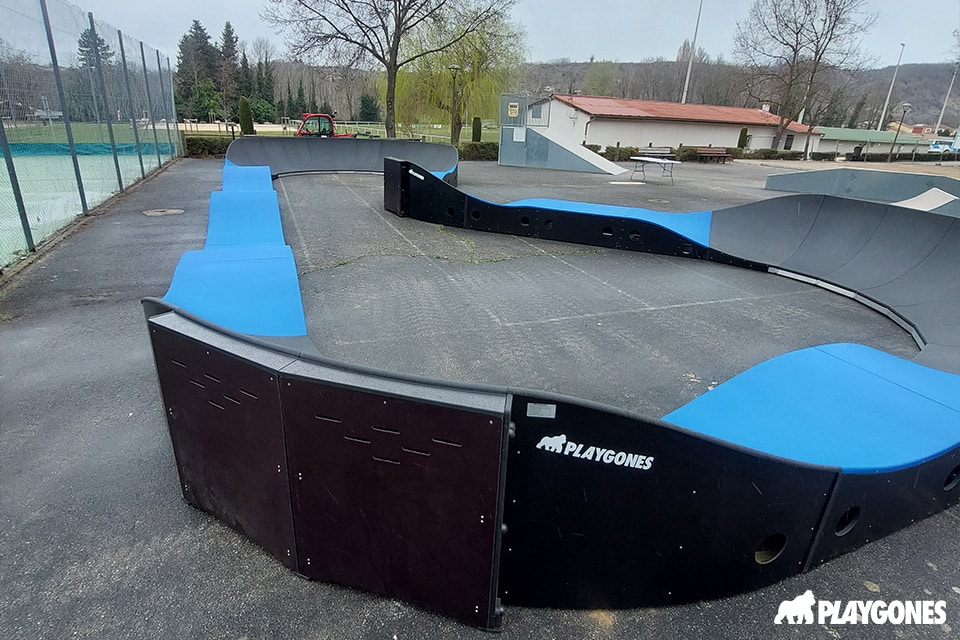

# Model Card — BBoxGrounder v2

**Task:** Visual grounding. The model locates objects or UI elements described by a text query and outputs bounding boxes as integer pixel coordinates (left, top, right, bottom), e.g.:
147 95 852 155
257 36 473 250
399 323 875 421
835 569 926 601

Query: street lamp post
888 102 911 162
448 64 461 145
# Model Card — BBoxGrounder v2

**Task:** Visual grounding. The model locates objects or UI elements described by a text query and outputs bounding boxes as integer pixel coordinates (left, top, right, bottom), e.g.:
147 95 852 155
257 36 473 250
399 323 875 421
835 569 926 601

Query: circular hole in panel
601 226 614 237
544 219 554 230
945 464 960 491
629 230 642 242
446 207 456 218
754 533 787 565
834 506 860 537
680 243 694 256
520 216 530 227
470 210 481 221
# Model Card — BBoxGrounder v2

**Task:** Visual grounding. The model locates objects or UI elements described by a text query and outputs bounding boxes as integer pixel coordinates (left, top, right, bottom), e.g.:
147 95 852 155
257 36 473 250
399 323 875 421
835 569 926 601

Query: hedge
844 151 958 162
184 135 233 157
458 141 498 161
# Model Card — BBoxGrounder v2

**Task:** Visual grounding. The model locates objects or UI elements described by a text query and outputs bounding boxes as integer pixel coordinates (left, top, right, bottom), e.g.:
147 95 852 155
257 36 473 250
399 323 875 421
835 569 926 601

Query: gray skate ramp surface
1 159 957 640
225 135 459 181
766 167 960 217
711 194 960 372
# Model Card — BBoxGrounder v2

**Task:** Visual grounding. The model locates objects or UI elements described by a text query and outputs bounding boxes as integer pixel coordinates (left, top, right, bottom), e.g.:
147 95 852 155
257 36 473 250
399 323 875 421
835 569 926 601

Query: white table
629 156 681 184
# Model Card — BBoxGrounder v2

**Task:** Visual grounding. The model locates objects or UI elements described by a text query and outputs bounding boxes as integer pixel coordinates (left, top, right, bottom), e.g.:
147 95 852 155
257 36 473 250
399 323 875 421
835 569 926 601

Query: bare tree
735 0 876 148
264 0 516 137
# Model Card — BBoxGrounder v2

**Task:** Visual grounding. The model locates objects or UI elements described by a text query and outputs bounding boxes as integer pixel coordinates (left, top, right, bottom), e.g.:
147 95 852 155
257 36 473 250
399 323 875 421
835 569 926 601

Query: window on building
784 134 795 150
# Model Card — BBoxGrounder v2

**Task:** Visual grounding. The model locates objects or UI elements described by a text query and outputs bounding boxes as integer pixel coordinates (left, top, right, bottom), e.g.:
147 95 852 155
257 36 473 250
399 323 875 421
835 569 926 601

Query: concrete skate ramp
710 194 960 372
893 187 959 211
766 168 960 217
224 136 459 183
498 126 628 175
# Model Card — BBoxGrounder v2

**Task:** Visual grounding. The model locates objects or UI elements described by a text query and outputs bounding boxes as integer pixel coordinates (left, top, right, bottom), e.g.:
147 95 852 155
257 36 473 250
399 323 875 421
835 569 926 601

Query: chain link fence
0 0 179 269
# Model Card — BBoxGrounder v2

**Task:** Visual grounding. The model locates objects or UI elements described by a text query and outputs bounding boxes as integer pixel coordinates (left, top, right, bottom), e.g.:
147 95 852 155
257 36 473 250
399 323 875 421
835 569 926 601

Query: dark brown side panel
281 376 506 629
148 322 298 570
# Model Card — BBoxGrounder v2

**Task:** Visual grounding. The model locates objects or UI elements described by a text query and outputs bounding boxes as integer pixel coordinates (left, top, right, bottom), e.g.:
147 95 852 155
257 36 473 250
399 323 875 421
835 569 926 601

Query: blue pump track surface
507 198 713 248
161 163 306 337
665 343 960 472
162 158 959 476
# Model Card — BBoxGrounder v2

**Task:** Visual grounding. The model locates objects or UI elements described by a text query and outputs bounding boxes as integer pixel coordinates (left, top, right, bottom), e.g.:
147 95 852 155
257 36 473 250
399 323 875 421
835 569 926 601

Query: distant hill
861 63 958 129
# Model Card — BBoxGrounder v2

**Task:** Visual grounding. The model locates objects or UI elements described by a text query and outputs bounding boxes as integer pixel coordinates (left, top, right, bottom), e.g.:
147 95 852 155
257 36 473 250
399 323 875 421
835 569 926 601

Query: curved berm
224 135 459 184
142 155 960 630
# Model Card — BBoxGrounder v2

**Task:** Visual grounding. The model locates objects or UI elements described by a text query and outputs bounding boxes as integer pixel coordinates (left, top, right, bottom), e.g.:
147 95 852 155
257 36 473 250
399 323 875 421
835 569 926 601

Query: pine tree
285 80 295 118
218 22 240 116
358 94 380 122
175 20 220 118
295 76 307 115
238 51 254 98
308 77 319 113
77 28 113 69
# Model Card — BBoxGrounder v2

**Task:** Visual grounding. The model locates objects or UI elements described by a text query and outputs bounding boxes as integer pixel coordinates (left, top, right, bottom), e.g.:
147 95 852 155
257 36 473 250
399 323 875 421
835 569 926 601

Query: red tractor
295 113 355 138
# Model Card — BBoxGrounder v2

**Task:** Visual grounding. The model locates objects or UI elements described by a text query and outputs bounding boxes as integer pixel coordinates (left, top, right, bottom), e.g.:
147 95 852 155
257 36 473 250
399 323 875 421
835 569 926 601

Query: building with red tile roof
532 94 819 153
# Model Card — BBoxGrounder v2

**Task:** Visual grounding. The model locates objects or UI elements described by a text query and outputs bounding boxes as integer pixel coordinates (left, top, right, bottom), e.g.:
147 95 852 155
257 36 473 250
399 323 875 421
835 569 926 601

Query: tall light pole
934 60 958 136
449 64 461 145
888 102 911 162
877 43 905 131
680 0 704 104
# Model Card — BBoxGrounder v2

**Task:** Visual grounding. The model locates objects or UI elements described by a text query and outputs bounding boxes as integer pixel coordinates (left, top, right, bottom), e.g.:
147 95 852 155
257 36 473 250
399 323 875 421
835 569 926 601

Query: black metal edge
142 300 843 476
486 394 514 629
805 445 960 569
390 159 769 272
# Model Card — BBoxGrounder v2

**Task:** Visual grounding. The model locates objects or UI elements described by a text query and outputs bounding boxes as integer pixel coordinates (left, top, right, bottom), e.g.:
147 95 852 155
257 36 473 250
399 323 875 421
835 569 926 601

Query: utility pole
680 0 703 104
934 60 958 136
877 43 905 131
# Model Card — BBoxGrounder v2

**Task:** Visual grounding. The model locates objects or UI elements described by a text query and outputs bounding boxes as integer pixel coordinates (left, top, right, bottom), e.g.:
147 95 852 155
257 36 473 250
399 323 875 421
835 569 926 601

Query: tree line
168 0 957 142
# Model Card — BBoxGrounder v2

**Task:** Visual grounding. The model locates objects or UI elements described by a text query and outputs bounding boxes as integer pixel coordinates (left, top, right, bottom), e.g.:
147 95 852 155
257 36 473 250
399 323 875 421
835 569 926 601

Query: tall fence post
117 31 145 179
166 57 179 156
88 12 124 193
0 117 36 253
38 0 88 214
139 42 162 169
155 50 175 159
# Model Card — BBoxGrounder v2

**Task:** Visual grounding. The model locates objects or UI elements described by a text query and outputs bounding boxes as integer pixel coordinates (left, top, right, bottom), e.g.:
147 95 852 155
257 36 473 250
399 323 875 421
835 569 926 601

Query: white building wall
536 99 817 152
585 119 745 149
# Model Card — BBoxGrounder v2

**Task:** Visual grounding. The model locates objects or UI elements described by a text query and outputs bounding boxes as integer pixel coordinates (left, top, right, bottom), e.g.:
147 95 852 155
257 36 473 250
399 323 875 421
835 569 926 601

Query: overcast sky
70 0 958 68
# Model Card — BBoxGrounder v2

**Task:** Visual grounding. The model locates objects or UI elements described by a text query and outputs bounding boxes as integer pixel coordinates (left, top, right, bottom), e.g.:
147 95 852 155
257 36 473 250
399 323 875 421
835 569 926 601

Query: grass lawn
3 120 178 145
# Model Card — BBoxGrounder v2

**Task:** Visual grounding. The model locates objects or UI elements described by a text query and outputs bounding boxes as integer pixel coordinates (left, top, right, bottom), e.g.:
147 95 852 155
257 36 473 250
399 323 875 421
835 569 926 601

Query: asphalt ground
1 158 957 639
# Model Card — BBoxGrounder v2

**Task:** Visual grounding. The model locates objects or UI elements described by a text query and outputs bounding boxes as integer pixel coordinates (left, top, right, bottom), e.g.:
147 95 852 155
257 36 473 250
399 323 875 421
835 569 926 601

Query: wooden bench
696 147 732 163
640 146 676 160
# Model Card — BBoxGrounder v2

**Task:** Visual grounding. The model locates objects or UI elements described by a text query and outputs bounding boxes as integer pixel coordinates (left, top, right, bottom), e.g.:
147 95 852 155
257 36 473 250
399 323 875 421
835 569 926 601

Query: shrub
747 148 779 159
184 135 232 157
737 127 748 149
678 147 698 162
238 97 255 136
810 152 838 161
248 98 275 125
458 141 498 160
584 144 602 154
726 147 745 160
472 117 482 143
602 145 640 161
776 151 804 160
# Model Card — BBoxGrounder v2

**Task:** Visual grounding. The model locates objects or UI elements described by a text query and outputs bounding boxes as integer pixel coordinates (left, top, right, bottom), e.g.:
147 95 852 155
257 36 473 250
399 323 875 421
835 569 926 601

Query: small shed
814 127 926 157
